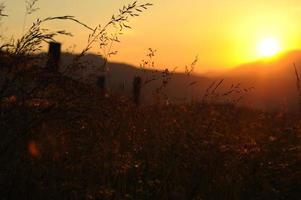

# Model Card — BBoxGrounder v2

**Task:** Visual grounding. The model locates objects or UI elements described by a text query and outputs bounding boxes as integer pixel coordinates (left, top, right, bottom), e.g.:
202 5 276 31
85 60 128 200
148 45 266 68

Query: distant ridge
222 50 301 110
228 50 301 78
53 51 301 111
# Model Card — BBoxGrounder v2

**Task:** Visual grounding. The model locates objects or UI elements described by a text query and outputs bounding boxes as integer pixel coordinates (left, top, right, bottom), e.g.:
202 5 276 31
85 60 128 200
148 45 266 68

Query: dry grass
0 1 300 200
1 89 300 199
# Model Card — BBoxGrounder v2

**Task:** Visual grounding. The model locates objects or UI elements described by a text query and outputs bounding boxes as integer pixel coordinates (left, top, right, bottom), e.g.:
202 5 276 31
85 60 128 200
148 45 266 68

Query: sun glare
257 37 281 58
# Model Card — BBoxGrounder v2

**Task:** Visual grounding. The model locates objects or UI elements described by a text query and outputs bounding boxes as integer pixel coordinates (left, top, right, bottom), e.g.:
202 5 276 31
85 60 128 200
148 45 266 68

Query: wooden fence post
133 76 142 105
46 42 61 72
97 75 106 96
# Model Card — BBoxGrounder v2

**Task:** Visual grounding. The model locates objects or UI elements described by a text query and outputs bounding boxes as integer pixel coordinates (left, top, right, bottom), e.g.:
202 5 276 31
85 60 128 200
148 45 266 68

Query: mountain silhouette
56 51 301 111
223 50 301 111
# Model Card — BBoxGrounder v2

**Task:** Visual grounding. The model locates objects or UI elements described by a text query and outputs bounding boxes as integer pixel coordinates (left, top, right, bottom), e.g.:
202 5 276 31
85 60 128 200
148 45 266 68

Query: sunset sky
3 0 301 72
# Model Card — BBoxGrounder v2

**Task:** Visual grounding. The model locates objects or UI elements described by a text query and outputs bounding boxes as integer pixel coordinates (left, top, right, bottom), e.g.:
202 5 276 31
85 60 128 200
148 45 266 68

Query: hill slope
58 51 301 111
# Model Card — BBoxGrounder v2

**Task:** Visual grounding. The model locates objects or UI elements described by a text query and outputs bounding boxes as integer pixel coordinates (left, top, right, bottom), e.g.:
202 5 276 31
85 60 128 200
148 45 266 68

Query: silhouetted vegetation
0 1 300 200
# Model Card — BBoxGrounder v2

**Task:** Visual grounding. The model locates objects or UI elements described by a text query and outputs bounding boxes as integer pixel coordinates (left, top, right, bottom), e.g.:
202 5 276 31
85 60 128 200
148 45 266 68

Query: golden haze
3 0 301 71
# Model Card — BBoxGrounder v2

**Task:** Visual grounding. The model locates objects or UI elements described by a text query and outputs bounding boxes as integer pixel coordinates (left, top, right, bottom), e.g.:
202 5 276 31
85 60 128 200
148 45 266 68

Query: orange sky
3 0 301 72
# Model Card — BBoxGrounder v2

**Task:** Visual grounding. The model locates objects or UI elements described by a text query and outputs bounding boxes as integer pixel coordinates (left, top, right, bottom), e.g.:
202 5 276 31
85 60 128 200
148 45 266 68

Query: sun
257 37 281 58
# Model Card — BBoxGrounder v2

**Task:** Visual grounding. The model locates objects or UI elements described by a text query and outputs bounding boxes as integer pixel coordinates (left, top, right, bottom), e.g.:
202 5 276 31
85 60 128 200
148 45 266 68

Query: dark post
97 75 106 96
46 42 61 72
133 76 142 105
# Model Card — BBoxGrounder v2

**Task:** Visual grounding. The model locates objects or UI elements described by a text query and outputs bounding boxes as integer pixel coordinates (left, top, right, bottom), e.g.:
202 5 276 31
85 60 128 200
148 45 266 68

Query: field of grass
0 1 300 199
0 71 300 199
